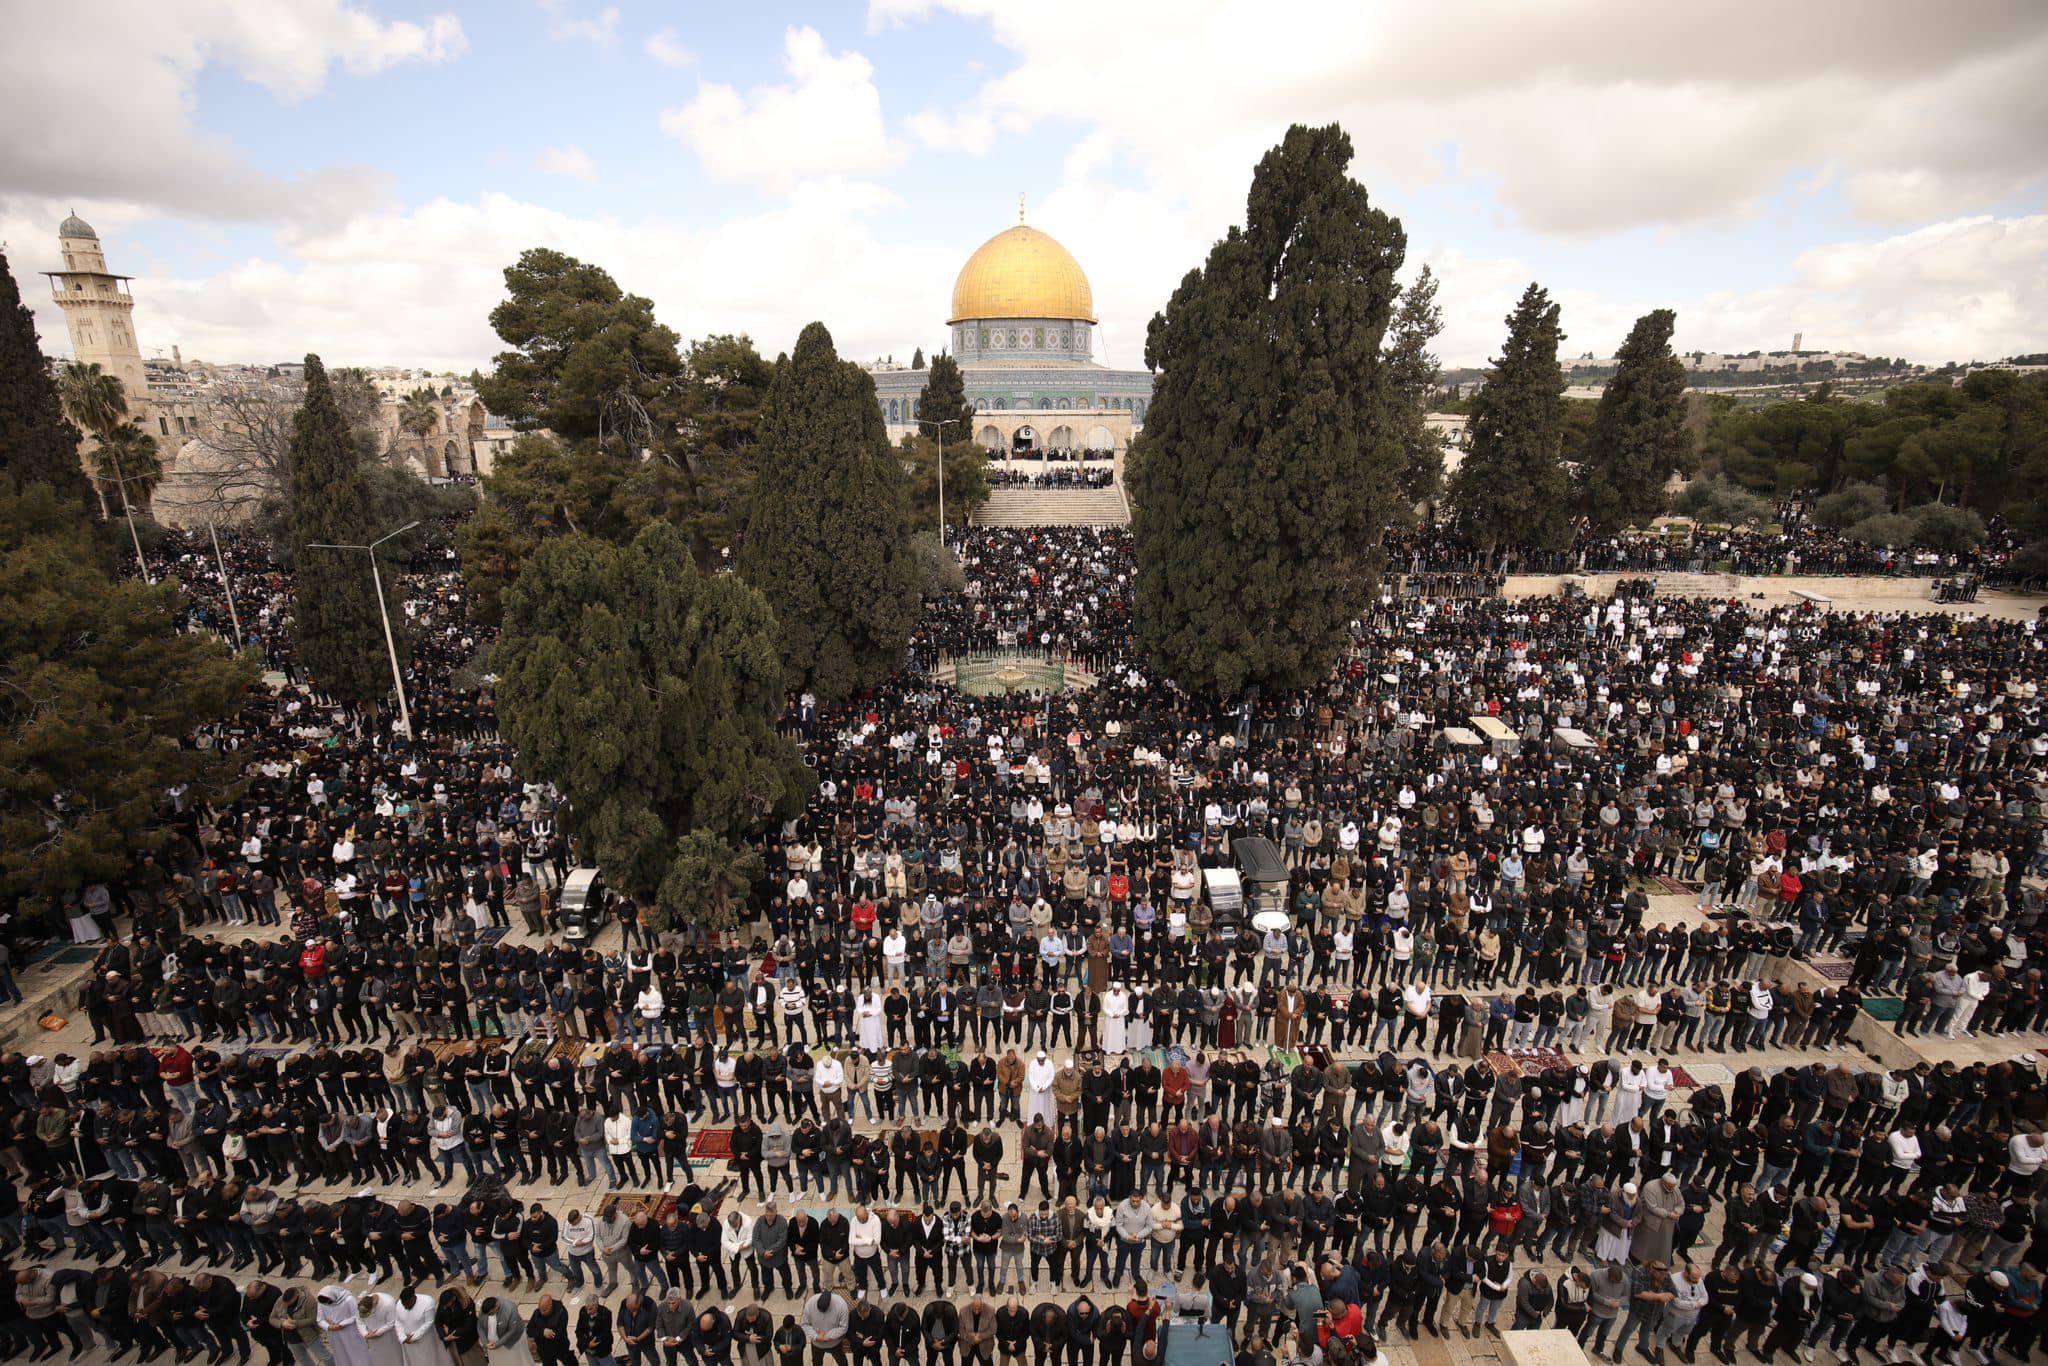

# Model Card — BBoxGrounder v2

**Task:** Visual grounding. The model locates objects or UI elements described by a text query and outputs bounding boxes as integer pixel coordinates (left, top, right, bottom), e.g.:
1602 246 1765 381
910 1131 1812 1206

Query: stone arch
1048 424 1075 449
442 439 460 477
978 424 1003 450
887 398 900 424
1086 424 1115 450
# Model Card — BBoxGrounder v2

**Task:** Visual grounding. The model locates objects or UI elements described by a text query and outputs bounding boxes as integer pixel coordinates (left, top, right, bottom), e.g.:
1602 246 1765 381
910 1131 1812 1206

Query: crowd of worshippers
3 520 2047 1364
1378 515 2023 582
8 1042 2048 1366
984 468 1117 489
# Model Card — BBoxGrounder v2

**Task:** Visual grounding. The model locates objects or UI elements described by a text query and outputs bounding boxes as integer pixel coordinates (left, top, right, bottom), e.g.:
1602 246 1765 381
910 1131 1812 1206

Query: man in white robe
1025 1052 1057 1126
1101 984 1130 1054
857 992 885 1053
318 1287 371 1366
358 1293 405 1366
393 1288 453 1366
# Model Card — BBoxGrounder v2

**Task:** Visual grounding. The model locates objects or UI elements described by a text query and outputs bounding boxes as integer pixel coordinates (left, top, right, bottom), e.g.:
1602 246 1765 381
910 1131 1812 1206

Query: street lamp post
919 417 962 543
97 447 153 585
307 520 420 741
207 519 243 649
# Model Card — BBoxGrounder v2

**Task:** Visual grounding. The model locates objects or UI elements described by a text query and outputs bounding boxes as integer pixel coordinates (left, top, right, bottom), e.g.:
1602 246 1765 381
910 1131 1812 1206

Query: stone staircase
972 485 1130 527
1648 571 1740 598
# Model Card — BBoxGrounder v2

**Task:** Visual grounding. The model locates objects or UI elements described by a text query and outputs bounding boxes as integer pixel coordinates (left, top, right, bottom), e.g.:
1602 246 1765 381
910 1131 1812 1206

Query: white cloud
661 26 901 192
871 0 2048 236
644 28 695 69
540 0 620 46
535 146 598 183
5 186 959 375
907 108 995 156
0 1 462 223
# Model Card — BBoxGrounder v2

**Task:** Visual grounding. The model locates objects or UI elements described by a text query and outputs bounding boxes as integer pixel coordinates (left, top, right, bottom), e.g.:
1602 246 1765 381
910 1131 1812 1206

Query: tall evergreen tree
0 252 96 518
289 355 401 706
1449 283 1571 553
916 351 977 443
1580 308 1692 531
0 479 254 902
911 347 926 371
495 520 809 913
1383 265 1446 508
740 322 920 700
1128 122 1407 696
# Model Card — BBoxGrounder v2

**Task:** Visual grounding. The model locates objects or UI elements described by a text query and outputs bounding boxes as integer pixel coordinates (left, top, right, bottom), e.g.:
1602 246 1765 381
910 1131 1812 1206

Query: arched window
978 425 1002 450
887 398 900 424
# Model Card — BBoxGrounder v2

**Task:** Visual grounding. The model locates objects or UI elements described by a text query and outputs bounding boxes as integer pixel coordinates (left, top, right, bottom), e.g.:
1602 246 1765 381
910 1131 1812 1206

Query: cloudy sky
5 0 2046 375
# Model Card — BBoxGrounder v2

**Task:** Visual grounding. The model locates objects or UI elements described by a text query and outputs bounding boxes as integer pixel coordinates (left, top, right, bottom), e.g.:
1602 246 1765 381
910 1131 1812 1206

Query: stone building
867 213 1152 468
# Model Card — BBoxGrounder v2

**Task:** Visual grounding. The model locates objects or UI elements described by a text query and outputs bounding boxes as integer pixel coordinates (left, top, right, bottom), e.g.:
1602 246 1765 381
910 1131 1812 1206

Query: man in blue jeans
1112 1192 1153 1286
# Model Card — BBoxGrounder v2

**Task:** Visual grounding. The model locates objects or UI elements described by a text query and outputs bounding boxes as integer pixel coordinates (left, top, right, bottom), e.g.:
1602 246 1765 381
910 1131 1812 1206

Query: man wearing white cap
1759 1271 1822 1364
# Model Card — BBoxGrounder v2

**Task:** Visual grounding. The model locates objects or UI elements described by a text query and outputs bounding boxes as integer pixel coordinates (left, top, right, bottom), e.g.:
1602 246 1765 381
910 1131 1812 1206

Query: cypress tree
1580 308 1692 531
496 521 809 909
1450 283 1571 554
289 354 402 706
0 251 97 518
911 347 925 371
1384 265 1446 508
740 322 919 700
915 352 977 442
1128 122 1407 696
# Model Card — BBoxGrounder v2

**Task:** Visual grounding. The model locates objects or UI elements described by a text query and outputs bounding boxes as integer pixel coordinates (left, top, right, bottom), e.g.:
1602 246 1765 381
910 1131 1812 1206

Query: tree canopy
477 248 686 445
901 432 990 531
915 352 978 446
739 321 920 700
0 478 254 903
1382 265 1445 508
494 520 809 917
1449 283 1571 553
1127 122 1407 696
0 252 97 519
1579 308 1692 531
469 249 770 576
289 355 403 708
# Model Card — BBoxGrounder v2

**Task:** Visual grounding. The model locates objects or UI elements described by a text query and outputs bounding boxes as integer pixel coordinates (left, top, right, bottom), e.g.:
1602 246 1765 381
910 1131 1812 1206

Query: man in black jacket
529 1295 574 1366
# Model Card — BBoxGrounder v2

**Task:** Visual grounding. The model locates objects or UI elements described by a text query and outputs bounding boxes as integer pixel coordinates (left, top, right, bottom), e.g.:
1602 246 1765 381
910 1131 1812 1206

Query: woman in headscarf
394 1286 454 1366
316 1287 371 1366
358 1292 405 1366
436 1286 485 1366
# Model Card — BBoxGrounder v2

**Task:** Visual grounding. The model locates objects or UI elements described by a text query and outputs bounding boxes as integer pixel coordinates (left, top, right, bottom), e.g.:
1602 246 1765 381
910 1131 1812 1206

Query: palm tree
59 360 127 517
60 359 127 437
399 388 440 475
58 361 154 573
93 422 163 503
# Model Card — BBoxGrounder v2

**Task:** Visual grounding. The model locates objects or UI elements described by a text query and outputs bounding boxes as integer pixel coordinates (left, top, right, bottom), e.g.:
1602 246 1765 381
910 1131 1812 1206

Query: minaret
44 211 150 411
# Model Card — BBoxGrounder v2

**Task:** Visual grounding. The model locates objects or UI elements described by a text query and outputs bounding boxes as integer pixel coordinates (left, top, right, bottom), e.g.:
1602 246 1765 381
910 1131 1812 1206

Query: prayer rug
31 945 98 968
1807 959 1854 983
1667 1065 1698 1089
1487 1046 1572 1079
604 1191 681 1223
690 1128 734 1160
1861 998 1904 1022
476 925 509 946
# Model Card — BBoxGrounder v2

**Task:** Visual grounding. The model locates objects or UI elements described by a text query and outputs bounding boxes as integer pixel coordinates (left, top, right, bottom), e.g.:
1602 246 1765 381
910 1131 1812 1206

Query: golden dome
949 225 1095 324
